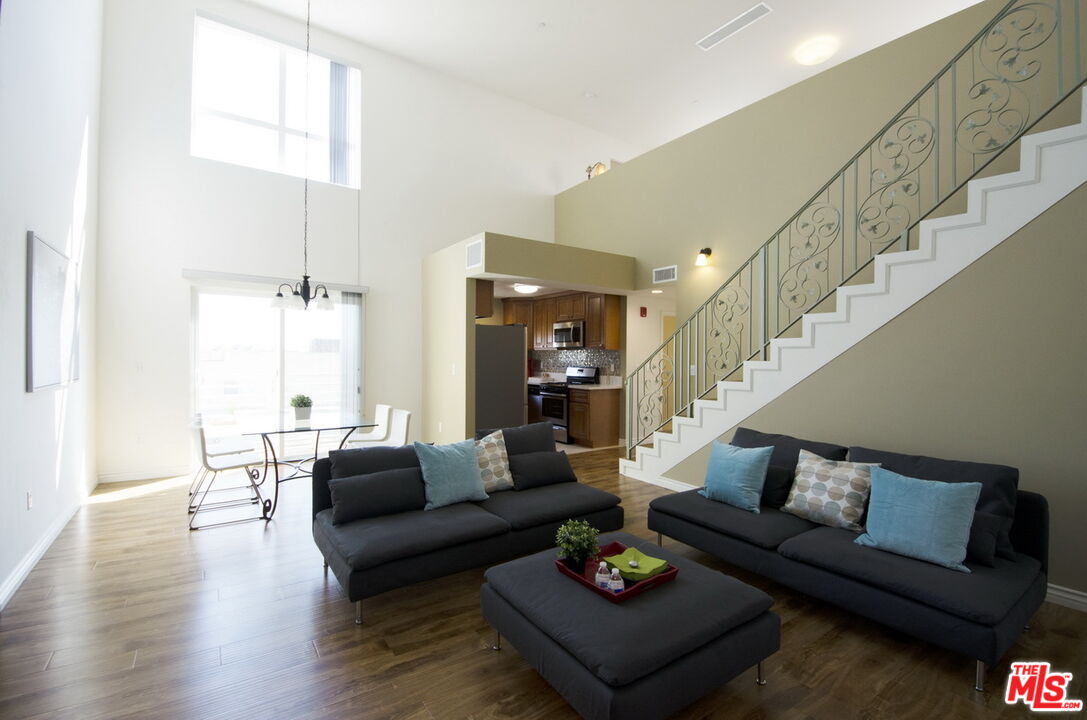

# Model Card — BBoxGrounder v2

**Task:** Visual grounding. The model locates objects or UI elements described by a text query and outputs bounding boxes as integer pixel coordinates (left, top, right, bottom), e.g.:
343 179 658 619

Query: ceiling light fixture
792 35 840 66
273 0 332 311
697 3 772 51
695 248 712 267
651 289 664 294
513 283 540 294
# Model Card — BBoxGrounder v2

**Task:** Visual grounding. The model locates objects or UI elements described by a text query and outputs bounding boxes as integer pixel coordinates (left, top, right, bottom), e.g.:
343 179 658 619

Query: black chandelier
272 0 331 312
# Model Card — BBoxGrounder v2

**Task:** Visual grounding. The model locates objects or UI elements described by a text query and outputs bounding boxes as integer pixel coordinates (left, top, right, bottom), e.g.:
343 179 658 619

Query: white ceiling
245 0 983 153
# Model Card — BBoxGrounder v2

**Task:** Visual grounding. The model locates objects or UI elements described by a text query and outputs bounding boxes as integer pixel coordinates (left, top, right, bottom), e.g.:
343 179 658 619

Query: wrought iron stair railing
626 0 1086 457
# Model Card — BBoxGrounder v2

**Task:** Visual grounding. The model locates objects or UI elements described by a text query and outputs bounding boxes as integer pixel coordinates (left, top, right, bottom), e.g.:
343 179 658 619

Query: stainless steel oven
552 321 584 349
540 388 569 443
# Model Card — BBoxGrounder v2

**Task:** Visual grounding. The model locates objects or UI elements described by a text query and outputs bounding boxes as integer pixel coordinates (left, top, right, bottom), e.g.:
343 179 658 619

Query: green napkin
603 547 669 581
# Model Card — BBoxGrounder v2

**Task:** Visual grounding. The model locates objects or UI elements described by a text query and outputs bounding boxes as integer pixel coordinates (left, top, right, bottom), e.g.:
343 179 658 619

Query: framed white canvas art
26 231 80 391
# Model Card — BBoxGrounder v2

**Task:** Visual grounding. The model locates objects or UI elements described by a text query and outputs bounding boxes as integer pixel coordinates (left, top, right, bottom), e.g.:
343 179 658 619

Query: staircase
622 0 1087 487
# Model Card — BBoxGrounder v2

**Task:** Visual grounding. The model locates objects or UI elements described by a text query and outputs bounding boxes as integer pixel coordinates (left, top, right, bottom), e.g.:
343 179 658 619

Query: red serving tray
554 541 678 603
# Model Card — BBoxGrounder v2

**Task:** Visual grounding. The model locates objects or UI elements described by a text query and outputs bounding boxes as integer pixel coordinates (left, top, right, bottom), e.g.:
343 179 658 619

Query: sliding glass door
192 286 363 451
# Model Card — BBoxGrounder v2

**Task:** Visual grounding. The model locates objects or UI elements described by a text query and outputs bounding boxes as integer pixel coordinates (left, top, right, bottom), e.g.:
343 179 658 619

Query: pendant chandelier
273 0 332 311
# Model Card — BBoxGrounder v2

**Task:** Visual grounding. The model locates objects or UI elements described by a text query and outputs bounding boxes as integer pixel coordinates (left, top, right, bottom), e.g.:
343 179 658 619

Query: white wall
0 0 103 607
96 0 635 480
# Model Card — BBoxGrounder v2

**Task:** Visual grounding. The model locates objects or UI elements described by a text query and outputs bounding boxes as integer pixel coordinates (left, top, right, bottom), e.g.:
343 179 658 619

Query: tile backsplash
532 348 621 376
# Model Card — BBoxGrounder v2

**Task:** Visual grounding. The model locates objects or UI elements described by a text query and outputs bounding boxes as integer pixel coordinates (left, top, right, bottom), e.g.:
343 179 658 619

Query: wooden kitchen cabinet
475 279 495 319
568 388 620 448
584 293 621 350
502 299 533 328
554 294 585 322
533 298 555 350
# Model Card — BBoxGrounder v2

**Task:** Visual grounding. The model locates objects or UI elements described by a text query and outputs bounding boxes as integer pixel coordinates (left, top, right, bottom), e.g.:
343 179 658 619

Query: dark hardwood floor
1 448 1083 719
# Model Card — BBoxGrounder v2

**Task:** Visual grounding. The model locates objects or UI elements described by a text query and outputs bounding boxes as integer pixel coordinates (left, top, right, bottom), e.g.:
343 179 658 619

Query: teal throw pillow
855 466 981 572
698 441 773 513
414 440 489 510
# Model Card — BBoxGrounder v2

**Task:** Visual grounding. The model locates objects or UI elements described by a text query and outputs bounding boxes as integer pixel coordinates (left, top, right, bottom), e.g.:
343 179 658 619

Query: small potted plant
290 394 312 422
555 519 599 572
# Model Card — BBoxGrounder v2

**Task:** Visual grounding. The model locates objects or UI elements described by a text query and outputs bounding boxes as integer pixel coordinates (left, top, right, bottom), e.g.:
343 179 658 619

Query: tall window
192 287 363 440
191 16 362 187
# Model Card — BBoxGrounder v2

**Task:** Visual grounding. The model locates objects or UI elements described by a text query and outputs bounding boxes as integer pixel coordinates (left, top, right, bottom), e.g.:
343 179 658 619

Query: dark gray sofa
648 430 1049 691
312 422 624 623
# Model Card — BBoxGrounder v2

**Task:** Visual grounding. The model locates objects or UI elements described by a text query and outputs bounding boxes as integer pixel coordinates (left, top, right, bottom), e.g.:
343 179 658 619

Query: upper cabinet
474 279 495 319
534 297 555 349
584 293 621 350
503 292 621 351
502 298 533 327
554 294 585 322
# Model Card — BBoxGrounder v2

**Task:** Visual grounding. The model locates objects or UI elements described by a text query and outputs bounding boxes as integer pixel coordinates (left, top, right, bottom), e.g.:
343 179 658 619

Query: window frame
190 12 361 188
189 282 365 438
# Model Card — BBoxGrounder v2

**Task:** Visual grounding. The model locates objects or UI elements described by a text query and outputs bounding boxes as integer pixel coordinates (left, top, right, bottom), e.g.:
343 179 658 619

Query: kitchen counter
569 384 621 391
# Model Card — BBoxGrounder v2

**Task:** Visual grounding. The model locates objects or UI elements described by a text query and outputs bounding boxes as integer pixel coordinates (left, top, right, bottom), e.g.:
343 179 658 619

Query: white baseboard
0 501 82 612
97 466 190 484
1046 583 1087 613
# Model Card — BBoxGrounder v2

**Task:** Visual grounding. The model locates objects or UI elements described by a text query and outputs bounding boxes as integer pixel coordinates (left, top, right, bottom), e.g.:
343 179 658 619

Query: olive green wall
554 0 1009 321
664 183 1087 593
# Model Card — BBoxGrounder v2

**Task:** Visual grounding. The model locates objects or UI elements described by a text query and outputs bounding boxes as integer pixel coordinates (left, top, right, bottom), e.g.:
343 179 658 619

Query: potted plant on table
290 394 313 423
555 519 599 573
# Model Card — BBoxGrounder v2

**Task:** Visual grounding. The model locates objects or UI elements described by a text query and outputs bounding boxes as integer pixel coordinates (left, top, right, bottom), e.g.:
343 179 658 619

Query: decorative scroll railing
626 0 1086 456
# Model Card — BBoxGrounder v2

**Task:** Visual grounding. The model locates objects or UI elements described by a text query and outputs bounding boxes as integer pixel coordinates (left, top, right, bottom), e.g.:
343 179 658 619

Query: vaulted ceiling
246 0 984 153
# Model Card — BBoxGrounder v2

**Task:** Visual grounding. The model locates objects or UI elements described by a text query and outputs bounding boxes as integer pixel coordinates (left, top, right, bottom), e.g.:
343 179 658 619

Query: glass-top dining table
242 415 377 520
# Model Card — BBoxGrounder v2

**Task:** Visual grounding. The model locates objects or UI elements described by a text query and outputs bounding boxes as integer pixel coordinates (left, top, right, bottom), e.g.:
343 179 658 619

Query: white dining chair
347 404 392 445
346 408 411 449
384 408 411 447
188 415 258 497
189 424 268 530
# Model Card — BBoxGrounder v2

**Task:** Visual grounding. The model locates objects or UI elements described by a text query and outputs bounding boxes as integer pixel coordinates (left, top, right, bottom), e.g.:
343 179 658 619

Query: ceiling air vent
465 239 483 270
653 265 678 284
696 3 772 51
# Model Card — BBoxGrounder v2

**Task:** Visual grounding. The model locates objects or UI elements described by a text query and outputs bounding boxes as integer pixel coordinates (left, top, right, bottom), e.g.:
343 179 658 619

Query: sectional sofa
312 422 624 623
648 428 1048 691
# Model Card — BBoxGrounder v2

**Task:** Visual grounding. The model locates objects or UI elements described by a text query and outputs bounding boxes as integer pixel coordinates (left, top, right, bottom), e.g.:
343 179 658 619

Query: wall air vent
696 3 772 51
465 239 484 269
653 265 678 284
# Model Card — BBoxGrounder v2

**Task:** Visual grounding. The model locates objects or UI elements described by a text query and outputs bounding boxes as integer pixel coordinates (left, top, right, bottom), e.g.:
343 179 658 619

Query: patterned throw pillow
475 430 513 493
781 449 878 531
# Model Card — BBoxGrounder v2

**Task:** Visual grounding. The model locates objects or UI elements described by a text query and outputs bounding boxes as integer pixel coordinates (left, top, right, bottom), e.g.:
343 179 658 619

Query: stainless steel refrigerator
475 324 527 433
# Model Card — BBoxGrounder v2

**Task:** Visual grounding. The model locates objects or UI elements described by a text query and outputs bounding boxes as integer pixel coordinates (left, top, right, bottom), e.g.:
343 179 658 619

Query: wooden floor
1 449 1084 719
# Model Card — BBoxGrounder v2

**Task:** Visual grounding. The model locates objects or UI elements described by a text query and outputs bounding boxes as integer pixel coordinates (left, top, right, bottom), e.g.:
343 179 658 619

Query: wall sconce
586 162 608 180
695 248 712 266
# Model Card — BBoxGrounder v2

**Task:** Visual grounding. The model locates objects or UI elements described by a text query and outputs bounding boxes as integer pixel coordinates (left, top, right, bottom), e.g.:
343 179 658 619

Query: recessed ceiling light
513 283 540 294
582 91 599 100
792 36 840 66
651 289 664 294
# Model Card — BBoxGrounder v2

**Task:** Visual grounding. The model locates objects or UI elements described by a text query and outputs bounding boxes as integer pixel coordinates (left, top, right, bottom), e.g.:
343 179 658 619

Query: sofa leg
656 532 662 547
975 660 986 692
492 631 501 651
755 661 766 686
355 601 363 625
323 558 329 570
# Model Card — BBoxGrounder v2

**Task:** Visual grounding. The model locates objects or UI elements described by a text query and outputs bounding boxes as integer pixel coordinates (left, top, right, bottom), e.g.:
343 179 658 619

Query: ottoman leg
492 630 502 651
756 661 767 686
974 660 985 692
355 601 363 625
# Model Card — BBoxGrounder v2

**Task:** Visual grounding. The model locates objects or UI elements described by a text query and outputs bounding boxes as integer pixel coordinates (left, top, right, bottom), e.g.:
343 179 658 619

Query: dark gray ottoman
480 531 779 720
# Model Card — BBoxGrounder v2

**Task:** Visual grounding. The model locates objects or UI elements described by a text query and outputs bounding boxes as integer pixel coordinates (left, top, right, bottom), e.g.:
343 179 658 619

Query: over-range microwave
552 321 584 348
